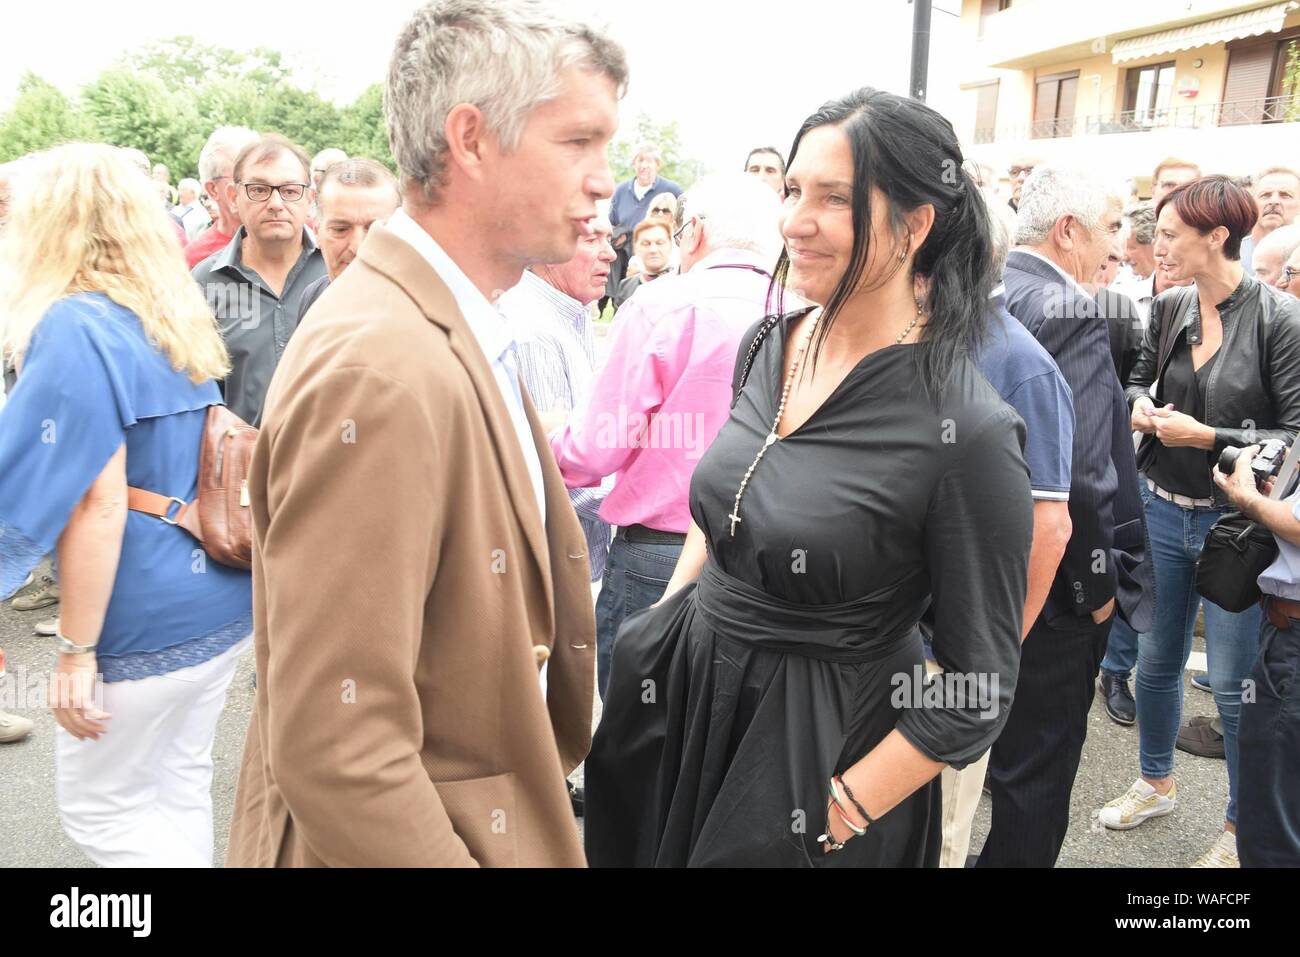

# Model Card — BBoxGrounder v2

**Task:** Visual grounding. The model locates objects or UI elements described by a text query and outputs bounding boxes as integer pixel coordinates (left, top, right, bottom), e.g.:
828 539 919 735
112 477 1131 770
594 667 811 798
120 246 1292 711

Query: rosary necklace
727 303 923 537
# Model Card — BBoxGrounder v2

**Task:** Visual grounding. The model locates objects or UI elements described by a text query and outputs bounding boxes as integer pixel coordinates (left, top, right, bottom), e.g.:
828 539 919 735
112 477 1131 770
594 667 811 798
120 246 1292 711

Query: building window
978 0 1012 37
1274 36 1300 121
1222 27 1300 126
971 81 1000 144
1032 70 1079 138
1124 61 1176 126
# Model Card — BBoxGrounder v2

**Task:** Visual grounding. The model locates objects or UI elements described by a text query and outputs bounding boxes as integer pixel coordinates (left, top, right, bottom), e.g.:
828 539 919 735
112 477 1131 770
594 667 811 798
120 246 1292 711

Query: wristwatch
57 634 98 655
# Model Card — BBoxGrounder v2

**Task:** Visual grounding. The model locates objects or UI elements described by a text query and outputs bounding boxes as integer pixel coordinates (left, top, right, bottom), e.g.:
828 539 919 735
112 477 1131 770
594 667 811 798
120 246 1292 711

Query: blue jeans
1134 484 1262 824
594 535 682 700
1238 617 1300 866
1101 616 1139 679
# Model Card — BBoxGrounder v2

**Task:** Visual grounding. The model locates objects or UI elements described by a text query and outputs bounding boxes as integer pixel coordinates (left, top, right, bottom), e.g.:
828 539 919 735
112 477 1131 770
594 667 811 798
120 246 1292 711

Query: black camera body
1217 438 1288 490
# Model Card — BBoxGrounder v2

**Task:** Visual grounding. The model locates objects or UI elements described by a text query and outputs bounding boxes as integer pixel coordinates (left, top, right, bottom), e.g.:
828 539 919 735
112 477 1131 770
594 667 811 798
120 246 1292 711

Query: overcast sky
2 0 964 174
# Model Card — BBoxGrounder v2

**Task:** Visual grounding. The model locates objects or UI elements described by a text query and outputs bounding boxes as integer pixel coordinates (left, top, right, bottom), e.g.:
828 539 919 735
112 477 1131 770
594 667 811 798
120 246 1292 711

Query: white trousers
55 637 249 867
924 657 991 868
939 750 991 868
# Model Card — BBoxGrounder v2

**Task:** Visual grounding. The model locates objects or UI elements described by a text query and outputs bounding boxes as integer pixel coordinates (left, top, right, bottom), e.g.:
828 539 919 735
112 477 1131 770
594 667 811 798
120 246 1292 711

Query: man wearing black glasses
1007 156 1038 213
192 134 326 425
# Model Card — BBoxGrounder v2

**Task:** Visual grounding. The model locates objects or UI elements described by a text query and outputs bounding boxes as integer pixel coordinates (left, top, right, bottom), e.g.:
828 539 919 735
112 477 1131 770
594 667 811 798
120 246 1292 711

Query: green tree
0 73 97 163
125 36 291 96
252 85 345 157
338 84 393 167
80 69 204 179
607 114 706 190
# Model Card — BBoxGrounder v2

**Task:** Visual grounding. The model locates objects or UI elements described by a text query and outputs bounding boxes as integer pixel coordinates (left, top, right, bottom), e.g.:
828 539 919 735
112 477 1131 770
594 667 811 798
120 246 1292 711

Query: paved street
1 561 1230 868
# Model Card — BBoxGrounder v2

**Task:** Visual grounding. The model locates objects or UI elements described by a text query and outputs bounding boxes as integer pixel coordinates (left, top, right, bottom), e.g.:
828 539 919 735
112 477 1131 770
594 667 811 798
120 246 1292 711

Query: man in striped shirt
498 216 617 585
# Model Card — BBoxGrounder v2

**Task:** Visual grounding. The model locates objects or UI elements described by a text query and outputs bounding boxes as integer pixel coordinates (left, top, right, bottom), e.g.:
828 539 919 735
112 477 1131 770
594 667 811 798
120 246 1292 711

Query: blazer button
533 644 551 664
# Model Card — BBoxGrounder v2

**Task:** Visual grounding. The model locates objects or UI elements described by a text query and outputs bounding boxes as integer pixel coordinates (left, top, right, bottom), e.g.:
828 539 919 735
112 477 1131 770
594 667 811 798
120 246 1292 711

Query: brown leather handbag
126 404 257 569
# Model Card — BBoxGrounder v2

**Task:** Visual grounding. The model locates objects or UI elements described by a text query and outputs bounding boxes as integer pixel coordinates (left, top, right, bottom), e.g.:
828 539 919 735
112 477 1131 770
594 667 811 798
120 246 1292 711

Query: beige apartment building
958 0 1300 191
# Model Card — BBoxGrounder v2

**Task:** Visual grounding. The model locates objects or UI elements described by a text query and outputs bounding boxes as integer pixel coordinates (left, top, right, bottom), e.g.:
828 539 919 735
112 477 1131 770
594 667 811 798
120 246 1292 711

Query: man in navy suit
977 167 1154 867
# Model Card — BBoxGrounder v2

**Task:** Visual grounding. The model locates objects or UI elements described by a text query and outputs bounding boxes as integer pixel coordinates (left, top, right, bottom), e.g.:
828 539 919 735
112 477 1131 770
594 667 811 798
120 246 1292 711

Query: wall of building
952 2 1300 193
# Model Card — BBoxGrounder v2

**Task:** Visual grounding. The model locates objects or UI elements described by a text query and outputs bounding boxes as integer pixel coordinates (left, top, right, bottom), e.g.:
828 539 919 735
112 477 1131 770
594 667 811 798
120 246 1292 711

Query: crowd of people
0 0 1298 869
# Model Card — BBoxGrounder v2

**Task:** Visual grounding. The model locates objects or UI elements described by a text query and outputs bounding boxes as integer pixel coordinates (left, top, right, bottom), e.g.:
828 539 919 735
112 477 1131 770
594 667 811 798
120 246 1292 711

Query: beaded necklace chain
726 303 922 537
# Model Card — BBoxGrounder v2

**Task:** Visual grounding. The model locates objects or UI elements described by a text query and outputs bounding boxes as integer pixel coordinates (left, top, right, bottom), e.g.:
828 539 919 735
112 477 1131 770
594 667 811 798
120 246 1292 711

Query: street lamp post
910 0 932 102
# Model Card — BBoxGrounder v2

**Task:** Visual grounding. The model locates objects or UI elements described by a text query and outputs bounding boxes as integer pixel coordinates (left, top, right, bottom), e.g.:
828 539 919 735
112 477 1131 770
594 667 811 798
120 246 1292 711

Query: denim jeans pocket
1256 623 1300 702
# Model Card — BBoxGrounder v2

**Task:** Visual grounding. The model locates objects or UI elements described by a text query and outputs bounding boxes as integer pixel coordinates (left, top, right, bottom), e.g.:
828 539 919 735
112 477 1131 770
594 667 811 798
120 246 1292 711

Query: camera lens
1218 447 1241 475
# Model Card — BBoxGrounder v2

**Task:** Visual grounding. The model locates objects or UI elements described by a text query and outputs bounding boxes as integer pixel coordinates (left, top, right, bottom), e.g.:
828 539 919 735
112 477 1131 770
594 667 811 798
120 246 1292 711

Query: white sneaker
0 710 34 744
1193 831 1239 868
1099 778 1177 830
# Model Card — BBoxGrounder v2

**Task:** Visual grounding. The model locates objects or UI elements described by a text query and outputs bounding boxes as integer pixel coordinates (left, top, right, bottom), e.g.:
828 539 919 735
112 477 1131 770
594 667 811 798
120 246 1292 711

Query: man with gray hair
185 125 260 268
310 147 349 192
548 172 781 699
977 165 1153 868
227 0 626 868
1251 223 1300 288
176 177 210 240
606 143 682 305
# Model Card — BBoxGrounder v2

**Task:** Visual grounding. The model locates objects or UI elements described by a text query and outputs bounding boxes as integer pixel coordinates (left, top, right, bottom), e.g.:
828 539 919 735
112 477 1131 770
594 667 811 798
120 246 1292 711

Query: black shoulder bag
1196 440 1300 613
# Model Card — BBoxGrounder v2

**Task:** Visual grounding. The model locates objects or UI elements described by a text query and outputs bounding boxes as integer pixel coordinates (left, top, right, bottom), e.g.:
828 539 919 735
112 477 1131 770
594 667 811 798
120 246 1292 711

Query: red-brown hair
633 218 671 246
1156 175 1258 261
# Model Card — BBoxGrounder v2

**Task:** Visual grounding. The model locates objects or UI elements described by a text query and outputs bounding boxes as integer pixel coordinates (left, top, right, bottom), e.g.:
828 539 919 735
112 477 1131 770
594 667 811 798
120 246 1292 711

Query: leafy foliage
0 37 393 180
0 74 98 163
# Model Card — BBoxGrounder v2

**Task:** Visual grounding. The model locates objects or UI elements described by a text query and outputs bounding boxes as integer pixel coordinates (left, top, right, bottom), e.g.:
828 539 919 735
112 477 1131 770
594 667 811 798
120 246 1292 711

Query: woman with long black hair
583 88 1034 867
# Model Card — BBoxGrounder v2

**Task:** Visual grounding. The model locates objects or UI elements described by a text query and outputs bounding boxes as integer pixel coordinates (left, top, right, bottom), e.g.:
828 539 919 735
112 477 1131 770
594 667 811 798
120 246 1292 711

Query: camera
1217 438 1288 490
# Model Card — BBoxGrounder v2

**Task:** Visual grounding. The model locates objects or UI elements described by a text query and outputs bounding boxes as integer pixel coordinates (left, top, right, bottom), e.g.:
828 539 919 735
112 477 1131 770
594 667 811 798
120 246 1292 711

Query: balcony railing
973 92 1300 143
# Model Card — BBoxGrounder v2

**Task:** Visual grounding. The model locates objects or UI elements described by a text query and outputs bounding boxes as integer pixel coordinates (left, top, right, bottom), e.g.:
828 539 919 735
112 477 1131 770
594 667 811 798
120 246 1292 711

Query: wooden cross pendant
727 510 742 536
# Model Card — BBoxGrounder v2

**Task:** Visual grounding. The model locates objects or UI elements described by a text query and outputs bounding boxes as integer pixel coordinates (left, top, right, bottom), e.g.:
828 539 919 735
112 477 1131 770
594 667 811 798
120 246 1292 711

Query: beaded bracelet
834 775 876 828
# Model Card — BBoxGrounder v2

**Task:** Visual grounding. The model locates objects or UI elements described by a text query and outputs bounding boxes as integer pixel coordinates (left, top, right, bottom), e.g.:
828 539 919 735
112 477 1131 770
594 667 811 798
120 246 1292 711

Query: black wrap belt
692 559 923 665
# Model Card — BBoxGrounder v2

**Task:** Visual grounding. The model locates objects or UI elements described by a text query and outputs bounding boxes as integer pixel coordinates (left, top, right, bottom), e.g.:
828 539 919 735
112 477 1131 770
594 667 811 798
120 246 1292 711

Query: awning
1111 1 1298 63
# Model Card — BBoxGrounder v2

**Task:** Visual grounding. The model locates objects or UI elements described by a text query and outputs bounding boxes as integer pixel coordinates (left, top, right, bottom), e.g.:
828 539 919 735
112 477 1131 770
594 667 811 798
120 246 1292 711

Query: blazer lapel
357 225 554 607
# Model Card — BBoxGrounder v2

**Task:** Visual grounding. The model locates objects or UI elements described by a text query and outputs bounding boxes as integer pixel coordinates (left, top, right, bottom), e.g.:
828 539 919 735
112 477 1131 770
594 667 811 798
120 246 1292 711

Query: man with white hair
976 166 1153 868
185 126 260 269
1280 243 1300 296
175 177 210 239
226 0 625 868
310 148 349 192
548 172 782 699
1251 223 1300 288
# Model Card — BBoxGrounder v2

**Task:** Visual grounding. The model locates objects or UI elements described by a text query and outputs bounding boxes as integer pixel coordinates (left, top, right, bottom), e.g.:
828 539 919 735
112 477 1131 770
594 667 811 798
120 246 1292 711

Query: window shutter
979 0 1000 37
1034 78 1059 137
974 82 999 143
1221 42 1276 125
1057 75 1079 131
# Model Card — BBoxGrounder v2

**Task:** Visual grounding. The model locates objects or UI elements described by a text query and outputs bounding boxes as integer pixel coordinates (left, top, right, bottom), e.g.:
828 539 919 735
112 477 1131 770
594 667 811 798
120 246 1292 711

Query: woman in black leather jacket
1099 175 1300 867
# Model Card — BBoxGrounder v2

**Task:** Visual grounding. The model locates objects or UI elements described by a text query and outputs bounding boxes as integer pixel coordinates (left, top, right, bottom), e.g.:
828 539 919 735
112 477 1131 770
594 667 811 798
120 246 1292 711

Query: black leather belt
1262 595 1300 629
617 523 686 545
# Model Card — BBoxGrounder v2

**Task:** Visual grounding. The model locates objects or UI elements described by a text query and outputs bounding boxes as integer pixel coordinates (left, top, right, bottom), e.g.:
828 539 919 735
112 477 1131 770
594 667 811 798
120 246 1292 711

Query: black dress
584 310 1035 867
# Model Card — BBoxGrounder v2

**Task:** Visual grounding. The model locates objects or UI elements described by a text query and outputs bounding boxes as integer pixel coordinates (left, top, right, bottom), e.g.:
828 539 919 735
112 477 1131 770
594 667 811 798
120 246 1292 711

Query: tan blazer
226 224 595 867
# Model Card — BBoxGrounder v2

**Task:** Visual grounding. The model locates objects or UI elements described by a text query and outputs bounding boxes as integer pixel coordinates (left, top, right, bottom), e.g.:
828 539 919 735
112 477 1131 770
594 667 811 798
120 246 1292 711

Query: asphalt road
1 564 1232 869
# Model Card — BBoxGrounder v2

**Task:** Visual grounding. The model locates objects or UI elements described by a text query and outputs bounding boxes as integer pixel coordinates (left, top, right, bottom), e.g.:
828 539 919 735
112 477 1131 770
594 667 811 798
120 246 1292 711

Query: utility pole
909 0 932 102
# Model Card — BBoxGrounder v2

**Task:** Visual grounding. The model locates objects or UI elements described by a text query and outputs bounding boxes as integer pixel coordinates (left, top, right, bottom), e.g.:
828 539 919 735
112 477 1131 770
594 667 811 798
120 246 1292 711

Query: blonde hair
0 143 229 383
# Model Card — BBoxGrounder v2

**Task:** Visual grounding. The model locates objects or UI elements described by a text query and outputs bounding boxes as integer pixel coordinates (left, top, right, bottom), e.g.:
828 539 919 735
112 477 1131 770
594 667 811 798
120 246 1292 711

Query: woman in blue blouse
0 144 252 867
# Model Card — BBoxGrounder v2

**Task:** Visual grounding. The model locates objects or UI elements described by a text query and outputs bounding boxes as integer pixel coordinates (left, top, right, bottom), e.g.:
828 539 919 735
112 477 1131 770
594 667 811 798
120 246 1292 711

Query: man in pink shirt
549 172 783 697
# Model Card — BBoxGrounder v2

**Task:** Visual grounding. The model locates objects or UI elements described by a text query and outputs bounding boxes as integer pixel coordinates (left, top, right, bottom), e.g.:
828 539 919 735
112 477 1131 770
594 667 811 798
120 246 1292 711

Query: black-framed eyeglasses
1283 266 1300 286
239 182 309 203
1009 165 1034 177
674 214 704 243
